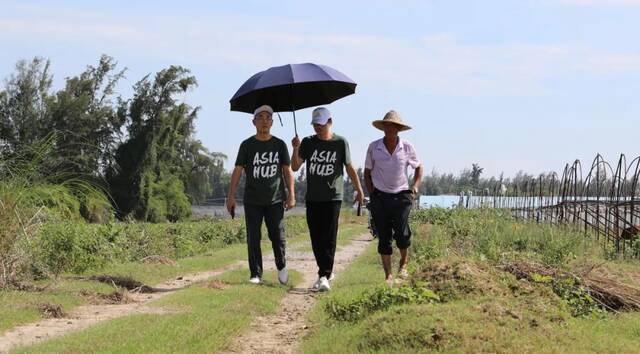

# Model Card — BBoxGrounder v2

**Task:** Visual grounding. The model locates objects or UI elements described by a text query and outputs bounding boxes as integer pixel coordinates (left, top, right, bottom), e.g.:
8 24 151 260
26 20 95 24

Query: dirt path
222 233 373 354
0 261 244 353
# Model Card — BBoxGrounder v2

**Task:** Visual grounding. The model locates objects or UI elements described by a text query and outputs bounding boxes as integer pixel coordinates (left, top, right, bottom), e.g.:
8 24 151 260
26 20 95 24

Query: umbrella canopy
230 63 357 114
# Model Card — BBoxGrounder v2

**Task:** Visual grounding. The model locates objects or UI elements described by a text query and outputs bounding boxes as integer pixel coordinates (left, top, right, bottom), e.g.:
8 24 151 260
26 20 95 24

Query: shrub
29 218 248 277
26 215 312 278
325 283 439 322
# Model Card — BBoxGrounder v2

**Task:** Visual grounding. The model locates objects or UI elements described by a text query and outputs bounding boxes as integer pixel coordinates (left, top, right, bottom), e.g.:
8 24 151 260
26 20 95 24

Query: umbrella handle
292 110 298 136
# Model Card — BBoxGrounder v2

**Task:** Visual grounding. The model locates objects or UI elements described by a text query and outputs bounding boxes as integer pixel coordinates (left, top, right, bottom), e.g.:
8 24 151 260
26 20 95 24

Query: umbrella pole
293 110 298 136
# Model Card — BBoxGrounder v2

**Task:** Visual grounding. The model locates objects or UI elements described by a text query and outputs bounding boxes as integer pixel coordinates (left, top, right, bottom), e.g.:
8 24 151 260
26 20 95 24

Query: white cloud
2 10 640 97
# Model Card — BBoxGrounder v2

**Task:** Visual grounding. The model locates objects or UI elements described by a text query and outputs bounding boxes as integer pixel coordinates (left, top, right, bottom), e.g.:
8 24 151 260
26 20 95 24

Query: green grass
1 217 368 339
15 269 302 353
0 243 249 333
300 208 640 353
300 240 385 353
0 280 114 332
0 216 314 333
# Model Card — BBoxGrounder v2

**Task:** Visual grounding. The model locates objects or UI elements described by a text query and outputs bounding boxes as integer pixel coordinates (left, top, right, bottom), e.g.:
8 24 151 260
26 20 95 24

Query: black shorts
369 189 413 255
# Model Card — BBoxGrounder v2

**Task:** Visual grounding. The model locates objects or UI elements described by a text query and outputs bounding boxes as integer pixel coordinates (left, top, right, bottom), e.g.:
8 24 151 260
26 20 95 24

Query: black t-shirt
235 136 291 205
299 134 351 201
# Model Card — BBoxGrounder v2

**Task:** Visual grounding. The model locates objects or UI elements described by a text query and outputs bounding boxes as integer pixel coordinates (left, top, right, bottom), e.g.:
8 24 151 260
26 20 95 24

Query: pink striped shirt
365 138 421 194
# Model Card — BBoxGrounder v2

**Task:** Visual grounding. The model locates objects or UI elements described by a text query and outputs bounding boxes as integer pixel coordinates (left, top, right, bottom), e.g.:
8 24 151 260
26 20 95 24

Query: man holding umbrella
364 110 422 284
291 107 364 292
226 105 296 285
228 63 358 285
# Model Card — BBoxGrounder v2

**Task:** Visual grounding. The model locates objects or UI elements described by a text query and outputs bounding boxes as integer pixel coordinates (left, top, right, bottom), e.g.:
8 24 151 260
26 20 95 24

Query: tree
46 55 126 179
183 143 226 204
471 163 484 189
0 57 52 154
108 66 200 221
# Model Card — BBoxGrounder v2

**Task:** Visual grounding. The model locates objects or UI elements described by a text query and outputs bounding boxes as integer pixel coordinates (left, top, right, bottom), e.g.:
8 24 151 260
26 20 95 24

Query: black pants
370 189 413 255
306 201 342 278
244 203 286 278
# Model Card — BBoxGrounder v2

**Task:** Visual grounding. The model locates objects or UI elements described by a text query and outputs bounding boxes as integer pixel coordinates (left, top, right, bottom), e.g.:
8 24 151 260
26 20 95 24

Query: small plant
551 278 604 317
325 283 439 322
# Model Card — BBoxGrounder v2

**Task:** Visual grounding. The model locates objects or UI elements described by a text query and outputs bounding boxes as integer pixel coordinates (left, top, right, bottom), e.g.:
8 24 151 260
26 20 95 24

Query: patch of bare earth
0 261 244 353
222 234 373 354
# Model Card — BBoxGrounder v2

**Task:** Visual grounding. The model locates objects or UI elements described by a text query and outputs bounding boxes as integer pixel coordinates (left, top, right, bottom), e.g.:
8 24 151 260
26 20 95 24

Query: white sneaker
328 272 335 282
312 277 322 290
278 267 289 285
249 276 261 284
318 276 331 292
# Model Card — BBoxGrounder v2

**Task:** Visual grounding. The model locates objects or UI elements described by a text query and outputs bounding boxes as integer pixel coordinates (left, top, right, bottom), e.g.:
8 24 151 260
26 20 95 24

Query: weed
325 283 439 322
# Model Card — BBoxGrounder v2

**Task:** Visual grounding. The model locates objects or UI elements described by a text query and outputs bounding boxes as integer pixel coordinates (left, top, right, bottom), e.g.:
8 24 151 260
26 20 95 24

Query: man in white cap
227 105 296 285
364 110 422 284
291 107 364 291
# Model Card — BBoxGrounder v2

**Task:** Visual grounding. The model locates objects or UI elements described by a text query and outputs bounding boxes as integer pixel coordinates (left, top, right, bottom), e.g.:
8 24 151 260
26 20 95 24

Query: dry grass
500 260 640 311
79 289 135 305
38 303 65 318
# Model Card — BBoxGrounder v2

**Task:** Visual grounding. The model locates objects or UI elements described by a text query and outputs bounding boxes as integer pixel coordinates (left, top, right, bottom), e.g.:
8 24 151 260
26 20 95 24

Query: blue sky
1 0 639 177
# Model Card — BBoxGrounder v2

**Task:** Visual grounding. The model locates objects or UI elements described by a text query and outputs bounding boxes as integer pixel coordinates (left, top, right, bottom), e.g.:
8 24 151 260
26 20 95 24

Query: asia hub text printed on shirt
308 150 337 177
252 151 280 178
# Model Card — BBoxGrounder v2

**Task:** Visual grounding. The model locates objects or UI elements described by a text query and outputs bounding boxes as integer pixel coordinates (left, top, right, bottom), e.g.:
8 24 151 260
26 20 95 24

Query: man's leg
370 193 394 281
306 201 324 277
264 203 286 271
398 248 409 274
244 204 265 278
323 201 342 278
392 193 413 276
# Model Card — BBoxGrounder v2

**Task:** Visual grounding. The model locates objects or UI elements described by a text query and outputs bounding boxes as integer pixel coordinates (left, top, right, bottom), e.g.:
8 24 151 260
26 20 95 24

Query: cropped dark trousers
370 189 413 255
306 200 342 278
244 203 286 278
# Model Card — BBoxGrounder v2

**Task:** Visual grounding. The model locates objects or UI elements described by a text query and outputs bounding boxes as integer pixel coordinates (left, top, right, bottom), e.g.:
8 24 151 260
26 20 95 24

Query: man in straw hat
226 104 296 285
291 107 364 292
364 110 422 284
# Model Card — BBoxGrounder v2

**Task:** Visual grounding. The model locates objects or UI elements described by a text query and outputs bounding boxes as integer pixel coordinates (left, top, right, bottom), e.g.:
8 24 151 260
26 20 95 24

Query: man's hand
291 136 300 149
355 189 365 206
285 194 296 210
410 185 419 200
226 196 236 217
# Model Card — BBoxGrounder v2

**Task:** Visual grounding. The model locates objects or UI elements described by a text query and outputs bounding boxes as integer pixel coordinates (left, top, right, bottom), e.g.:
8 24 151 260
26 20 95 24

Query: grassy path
222 231 372 354
2 222 367 353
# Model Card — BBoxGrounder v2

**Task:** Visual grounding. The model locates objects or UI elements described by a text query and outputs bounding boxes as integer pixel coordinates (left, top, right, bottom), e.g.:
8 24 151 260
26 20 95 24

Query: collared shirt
365 137 421 194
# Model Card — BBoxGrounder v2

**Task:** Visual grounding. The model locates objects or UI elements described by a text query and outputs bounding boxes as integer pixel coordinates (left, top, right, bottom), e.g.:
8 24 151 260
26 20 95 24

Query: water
192 205 306 219
194 196 465 218
419 195 462 209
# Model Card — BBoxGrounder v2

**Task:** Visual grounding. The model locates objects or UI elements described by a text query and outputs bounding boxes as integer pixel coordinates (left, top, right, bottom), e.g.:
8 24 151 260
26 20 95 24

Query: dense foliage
0 56 225 221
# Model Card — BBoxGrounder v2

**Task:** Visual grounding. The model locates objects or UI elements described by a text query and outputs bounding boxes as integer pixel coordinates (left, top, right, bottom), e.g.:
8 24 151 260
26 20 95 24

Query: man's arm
282 165 296 210
226 166 244 216
346 163 364 204
364 168 374 196
290 136 303 171
411 165 423 195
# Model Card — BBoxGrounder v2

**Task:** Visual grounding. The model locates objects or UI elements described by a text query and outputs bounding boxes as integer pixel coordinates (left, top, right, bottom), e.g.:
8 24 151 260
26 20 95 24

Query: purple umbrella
230 63 357 135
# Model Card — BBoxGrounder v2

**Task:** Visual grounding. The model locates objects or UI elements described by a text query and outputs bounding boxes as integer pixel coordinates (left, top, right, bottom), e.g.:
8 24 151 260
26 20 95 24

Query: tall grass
0 134 112 286
410 207 596 266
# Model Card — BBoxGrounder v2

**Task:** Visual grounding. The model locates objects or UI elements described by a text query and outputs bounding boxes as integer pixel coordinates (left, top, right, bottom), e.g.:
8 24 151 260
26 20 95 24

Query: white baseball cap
311 107 331 125
254 105 274 117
